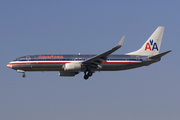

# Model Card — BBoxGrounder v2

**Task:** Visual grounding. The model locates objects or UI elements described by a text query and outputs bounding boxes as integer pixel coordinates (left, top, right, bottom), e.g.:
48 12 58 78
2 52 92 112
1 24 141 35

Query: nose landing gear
22 73 26 78
17 70 26 78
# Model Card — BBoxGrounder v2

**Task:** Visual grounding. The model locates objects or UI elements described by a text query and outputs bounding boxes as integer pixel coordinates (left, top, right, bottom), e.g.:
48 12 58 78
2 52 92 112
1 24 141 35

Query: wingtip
118 36 125 46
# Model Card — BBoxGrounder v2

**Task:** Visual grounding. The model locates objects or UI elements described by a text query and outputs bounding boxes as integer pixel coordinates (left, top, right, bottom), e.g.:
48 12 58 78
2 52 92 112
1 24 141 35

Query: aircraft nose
7 63 12 68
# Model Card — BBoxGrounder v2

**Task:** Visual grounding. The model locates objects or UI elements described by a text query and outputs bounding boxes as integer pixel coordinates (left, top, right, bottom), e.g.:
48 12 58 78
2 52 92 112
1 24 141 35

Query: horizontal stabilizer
149 50 172 59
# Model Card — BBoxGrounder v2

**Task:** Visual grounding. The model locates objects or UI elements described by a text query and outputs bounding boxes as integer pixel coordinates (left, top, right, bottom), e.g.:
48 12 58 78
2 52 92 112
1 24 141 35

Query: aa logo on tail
145 39 158 51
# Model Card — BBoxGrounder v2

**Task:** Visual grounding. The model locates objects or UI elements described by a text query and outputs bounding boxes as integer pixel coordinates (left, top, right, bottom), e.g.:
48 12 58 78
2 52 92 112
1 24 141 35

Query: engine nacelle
64 62 82 71
59 71 79 76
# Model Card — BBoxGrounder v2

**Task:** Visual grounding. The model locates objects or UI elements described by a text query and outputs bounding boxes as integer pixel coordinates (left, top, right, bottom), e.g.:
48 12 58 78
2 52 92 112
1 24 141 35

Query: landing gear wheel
84 69 93 80
22 74 26 78
84 75 89 80
88 72 93 77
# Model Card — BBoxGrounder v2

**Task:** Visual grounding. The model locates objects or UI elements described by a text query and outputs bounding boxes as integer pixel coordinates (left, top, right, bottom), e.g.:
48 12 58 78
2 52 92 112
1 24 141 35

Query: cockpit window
14 58 21 61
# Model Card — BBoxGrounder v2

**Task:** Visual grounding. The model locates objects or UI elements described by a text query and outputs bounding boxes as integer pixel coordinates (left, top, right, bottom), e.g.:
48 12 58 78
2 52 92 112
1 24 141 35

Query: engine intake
64 62 82 71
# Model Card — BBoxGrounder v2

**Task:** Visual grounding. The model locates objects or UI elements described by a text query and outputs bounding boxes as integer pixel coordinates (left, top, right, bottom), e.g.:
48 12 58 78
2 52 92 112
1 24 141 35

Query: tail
126 26 164 56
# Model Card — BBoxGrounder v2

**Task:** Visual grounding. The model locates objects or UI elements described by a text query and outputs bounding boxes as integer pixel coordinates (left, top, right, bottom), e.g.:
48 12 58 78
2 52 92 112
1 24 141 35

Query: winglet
117 36 125 46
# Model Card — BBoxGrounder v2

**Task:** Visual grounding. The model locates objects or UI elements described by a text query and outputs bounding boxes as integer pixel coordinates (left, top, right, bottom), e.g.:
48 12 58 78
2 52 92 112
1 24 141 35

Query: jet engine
63 62 82 71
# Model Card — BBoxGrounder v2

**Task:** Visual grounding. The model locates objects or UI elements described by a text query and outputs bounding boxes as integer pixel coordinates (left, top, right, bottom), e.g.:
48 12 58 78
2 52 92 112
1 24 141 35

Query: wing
82 36 125 67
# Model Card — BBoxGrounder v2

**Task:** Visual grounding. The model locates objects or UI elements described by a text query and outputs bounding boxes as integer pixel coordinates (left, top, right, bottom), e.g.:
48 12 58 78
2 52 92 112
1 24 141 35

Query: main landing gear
84 70 93 80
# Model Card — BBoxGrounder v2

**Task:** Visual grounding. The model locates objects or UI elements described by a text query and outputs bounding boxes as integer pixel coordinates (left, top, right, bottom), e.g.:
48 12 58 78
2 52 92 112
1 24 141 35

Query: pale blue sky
0 0 180 120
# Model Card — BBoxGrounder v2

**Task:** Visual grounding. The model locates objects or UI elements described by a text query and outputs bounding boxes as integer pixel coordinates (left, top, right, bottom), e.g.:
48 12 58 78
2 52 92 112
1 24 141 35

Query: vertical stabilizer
126 26 164 56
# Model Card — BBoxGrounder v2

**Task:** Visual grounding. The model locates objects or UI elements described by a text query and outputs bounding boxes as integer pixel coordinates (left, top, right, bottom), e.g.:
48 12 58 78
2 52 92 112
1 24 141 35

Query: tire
84 75 89 80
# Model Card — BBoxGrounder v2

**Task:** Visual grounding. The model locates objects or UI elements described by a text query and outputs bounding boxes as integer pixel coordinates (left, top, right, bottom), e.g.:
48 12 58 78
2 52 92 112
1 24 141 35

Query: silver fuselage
7 54 159 72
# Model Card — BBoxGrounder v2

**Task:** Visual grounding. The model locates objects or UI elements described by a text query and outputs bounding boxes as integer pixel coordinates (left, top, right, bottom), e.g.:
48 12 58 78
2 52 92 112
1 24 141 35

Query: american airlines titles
38 55 63 59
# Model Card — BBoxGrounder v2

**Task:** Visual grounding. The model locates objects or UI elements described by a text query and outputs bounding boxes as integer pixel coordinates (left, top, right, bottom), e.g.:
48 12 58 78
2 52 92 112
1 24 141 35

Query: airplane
7 26 171 80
